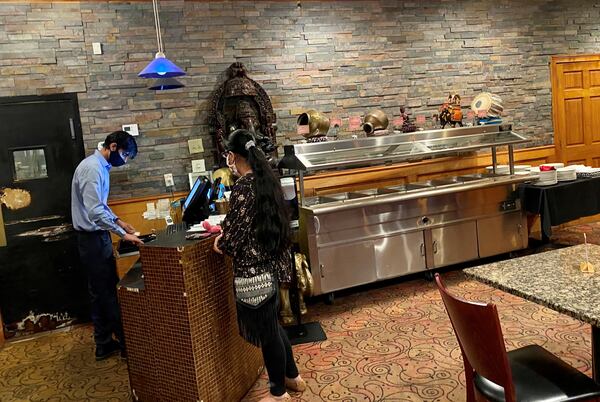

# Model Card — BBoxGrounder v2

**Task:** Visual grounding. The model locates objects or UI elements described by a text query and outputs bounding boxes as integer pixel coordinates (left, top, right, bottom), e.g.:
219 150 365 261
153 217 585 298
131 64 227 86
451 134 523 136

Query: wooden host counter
117 230 262 402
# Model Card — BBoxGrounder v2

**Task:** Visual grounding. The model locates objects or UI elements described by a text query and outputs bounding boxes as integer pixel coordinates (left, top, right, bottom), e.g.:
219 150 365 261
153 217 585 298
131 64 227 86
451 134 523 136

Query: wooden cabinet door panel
552 55 600 165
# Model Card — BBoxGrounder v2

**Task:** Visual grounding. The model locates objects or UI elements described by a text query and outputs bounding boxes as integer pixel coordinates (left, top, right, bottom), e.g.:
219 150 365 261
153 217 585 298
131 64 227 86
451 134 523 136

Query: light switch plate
92 42 103 55
122 123 139 136
191 159 205 173
164 173 174 187
188 138 204 154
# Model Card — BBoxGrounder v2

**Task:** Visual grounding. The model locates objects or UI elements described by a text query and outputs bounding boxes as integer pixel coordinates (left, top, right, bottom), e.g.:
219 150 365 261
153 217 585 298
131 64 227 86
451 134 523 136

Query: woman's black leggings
260 323 299 396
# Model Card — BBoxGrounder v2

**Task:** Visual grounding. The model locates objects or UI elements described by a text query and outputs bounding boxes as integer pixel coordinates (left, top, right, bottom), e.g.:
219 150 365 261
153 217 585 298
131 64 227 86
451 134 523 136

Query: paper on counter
156 198 170 218
186 225 207 233
143 202 157 220
207 215 226 225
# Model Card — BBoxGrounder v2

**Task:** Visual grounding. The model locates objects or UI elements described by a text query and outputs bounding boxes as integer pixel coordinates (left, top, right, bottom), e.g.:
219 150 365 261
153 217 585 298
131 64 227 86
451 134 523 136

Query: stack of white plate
485 165 532 175
535 169 558 186
576 167 600 178
485 165 510 174
557 166 577 182
540 162 565 169
514 165 532 175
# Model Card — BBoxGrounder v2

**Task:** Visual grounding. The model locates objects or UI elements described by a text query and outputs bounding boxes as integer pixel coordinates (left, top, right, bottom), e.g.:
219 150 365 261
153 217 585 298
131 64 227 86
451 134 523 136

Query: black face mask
108 150 126 167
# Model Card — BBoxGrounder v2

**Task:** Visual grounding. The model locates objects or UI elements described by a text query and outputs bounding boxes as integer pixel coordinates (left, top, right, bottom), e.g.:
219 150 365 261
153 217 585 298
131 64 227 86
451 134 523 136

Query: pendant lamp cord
152 0 163 53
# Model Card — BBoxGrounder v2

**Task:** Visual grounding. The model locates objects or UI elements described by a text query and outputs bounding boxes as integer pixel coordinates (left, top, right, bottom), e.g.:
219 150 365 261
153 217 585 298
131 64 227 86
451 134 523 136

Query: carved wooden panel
590 70 600 87
564 71 583 89
564 98 585 146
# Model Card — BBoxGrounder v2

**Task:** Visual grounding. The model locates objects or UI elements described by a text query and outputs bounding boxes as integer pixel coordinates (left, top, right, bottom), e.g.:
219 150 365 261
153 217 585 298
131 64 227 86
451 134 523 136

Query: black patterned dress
218 173 292 346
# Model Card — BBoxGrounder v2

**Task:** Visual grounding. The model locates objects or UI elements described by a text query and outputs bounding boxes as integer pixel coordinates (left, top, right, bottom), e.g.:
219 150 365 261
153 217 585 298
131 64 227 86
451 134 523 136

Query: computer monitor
182 177 210 225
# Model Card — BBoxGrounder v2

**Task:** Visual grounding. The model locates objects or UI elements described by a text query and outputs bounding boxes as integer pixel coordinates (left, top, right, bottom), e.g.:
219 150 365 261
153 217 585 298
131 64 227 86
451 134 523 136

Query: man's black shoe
95 340 121 361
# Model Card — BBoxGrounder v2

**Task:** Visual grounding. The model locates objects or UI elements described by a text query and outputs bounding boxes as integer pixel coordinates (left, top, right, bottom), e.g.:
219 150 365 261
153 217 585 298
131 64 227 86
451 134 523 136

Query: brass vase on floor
279 284 295 326
295 253 313 315
279 253 314 325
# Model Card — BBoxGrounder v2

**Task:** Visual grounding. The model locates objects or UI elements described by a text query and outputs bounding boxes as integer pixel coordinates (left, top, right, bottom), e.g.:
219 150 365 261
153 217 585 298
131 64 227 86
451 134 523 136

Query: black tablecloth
519 176 600 239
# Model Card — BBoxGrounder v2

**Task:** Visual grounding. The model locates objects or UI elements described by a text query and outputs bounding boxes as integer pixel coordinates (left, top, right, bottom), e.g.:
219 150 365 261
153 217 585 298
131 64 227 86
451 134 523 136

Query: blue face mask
109 150 126 167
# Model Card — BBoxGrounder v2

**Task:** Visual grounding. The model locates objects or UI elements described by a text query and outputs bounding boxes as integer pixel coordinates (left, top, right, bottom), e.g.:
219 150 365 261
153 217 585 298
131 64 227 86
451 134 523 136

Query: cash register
118 176 224 255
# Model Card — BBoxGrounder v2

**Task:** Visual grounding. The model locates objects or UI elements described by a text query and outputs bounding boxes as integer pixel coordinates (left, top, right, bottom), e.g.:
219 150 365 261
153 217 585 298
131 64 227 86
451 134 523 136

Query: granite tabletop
464 244 600 327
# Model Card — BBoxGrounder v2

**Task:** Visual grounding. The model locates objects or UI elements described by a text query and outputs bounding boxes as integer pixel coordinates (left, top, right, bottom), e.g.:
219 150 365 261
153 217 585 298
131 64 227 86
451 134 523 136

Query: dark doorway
0 93 88 339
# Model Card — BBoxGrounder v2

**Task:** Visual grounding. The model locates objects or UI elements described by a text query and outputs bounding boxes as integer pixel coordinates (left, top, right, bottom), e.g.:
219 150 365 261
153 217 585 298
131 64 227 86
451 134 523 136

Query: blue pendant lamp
138 0 186 80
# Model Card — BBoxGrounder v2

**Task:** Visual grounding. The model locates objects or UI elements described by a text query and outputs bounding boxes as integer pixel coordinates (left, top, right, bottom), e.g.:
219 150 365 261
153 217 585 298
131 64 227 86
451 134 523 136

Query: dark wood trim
551 54 600 64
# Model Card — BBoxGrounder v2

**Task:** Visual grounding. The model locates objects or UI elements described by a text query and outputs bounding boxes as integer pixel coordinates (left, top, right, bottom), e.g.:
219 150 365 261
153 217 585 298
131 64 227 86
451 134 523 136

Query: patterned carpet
0 268 593 402
0 222 597 401
0 326 130 402
551 221 600 246
242 271 592 401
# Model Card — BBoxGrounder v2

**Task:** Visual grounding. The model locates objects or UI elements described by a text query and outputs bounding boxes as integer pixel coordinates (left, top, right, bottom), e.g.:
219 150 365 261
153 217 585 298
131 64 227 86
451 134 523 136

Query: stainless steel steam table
280 125 533 297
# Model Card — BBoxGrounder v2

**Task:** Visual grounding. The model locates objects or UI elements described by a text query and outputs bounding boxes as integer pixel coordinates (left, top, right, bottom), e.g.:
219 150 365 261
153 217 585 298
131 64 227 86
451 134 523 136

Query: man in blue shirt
71 130 143 360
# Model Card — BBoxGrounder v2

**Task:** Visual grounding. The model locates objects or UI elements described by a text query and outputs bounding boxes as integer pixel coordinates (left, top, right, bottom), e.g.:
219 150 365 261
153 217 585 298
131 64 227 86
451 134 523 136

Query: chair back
435 274 516 400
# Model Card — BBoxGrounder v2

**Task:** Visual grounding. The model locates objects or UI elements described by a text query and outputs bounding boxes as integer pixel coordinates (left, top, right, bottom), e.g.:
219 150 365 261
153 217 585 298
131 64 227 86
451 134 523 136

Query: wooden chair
435 273 600 402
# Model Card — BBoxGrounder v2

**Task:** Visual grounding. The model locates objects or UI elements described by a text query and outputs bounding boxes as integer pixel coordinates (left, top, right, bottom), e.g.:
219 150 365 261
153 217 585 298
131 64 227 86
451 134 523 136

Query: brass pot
297 110 330 138
215 198 230 214
212 167 234 187
363 109 389 136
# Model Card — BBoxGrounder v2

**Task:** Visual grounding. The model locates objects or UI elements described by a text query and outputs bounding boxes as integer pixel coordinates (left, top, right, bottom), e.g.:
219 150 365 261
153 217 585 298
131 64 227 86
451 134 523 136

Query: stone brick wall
1 0 599 198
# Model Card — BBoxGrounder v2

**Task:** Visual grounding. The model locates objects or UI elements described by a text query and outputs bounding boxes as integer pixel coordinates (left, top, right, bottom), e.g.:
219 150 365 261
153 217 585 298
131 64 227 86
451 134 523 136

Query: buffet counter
280 125 533 297
299 173 531 296
117 230 262 402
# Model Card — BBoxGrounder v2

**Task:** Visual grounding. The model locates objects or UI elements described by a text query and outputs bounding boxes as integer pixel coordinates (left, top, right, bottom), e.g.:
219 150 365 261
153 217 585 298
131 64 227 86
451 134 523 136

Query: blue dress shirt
71 150 126 237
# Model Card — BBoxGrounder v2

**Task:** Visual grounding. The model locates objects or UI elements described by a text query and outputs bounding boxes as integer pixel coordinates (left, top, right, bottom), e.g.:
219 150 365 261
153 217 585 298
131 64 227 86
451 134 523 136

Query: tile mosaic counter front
118 231 263 401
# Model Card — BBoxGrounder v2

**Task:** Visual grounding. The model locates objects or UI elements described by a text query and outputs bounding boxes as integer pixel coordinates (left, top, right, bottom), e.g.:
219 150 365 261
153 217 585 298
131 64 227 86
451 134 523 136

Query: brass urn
212 167 234 187
297 110 330 138
363 109 389 136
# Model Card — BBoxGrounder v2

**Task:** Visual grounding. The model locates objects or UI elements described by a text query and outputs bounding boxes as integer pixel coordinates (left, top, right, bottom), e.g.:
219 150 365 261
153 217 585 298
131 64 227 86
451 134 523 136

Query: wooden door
551 54 600 166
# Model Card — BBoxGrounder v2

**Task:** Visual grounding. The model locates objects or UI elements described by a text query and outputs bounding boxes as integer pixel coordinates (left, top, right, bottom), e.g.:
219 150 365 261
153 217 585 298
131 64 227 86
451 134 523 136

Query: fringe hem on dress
236 292 279 347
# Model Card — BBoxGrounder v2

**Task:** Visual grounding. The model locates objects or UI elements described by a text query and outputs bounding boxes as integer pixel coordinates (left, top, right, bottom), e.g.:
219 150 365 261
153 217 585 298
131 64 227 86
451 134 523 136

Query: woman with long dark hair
213 129 305 401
